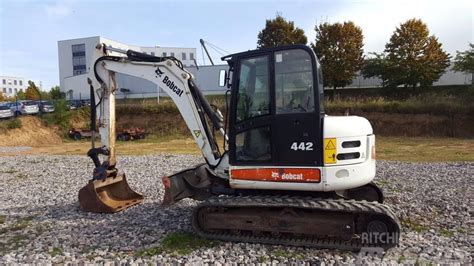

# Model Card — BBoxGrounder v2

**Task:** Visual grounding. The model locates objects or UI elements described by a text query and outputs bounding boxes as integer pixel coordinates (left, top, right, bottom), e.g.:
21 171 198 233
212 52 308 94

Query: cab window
275 49 315 114
236 56 270 122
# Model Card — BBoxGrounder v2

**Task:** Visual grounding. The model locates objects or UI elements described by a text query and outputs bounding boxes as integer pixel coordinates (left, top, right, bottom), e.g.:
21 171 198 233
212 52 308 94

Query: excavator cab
225 45 324 168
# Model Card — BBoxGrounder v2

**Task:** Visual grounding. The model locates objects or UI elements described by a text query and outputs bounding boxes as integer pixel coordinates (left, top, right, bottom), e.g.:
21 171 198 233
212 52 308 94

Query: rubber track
192 195 400 251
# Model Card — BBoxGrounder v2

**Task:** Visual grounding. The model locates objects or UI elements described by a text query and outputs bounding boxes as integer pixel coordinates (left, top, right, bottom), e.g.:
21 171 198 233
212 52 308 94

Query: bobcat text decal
231 168 320 183
162 76 184 97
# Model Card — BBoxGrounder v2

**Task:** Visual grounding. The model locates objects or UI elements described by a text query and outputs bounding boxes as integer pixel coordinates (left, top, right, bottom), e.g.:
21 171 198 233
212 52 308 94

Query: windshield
23 101 37 106
0 105 9 110
42 101 53 105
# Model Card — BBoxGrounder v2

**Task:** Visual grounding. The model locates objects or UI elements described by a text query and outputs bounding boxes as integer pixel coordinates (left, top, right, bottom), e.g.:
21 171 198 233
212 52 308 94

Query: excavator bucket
78 173 143 213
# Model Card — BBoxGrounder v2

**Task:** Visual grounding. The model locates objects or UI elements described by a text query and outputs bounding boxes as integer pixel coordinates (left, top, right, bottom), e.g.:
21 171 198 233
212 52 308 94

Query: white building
57 36 197 100
0 76 27 98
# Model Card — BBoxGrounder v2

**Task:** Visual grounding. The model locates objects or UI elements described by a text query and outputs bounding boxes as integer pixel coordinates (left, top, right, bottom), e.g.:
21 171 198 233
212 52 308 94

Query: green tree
25 80 41 100
40 91 52 100
16 89 26 100
361 53 390 87
312 21 364 96
385 18 450 88
50 85 65 99
453 43 474 84
257 15 307 48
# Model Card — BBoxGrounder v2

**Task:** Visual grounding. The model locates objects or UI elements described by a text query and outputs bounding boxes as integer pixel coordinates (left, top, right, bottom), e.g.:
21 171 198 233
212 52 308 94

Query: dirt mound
0 116 63 146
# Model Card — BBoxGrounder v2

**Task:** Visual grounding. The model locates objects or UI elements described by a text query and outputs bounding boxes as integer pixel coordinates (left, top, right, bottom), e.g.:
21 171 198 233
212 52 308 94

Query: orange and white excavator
78 42 400 250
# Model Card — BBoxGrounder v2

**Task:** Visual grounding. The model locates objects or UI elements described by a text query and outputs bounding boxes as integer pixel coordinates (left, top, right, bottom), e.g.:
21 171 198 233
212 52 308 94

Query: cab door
272 49 323 166
229 54 273 165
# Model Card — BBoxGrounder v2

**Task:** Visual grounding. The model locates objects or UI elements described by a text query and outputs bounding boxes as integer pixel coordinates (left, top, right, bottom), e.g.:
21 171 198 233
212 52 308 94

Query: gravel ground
0 154 472 264
0 147 31 153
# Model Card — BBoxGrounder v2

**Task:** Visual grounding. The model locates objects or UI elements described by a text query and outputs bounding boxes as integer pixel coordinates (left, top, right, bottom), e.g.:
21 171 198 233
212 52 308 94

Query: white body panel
323 115 373 137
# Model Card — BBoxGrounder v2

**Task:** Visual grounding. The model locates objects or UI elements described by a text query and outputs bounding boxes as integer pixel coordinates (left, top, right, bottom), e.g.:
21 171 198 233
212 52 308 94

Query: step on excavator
78 43 400 250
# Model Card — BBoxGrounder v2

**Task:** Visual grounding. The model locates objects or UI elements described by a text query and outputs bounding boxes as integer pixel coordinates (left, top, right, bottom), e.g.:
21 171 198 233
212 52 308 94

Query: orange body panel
231 168 321 183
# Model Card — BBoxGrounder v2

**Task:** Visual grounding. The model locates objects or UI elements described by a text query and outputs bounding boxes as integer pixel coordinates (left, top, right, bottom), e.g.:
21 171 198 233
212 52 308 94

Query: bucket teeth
78 173 143 213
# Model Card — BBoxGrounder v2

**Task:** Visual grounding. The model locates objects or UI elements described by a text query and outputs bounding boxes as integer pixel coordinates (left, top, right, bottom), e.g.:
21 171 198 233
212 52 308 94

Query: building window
2 79 5 85
72 44 86 56
74 70 86 75
8 88 12 93
2 88 5 93
190 53 194 60
182 53 187 60
162 52 167 57
19 80 22 86
73 57 86 65
72 43 86 76
171 52 175 57
151 52 155 56
13 80 17 85
14 88 17 93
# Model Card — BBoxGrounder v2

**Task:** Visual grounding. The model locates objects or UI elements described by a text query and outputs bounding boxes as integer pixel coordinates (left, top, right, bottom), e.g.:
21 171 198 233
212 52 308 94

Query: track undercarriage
161 165 400 251
193 196 400 250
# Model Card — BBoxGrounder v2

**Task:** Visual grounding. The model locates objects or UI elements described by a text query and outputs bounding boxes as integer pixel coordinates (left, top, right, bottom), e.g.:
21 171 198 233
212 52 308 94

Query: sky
0 0 472 90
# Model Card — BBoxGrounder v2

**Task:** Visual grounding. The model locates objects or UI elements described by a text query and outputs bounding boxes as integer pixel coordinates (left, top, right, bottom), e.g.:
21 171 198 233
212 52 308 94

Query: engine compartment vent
337 152 360 160
341 141 361 148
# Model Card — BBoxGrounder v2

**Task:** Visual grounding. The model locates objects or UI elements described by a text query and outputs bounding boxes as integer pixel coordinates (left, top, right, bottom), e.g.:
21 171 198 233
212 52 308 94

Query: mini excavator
78 43 400 250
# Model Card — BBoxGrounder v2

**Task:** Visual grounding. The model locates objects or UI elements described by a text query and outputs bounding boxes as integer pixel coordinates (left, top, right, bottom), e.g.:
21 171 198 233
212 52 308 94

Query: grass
160 232 215 255
270 248 304 260
8 216 36 232
377 137 474 162
0 233 29 255
0 215 6 224
8 234 28 248
0 215 36 235
258 255 269 263
135 246 163 257
2 136 471 162
401 218 430 233
439 229 454 237
398 255 407 263
49 247 63 257
135 232 216 257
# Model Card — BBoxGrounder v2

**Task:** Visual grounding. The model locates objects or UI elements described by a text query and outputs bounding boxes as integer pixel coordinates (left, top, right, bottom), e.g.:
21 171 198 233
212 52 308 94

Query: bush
0 118 22 134
6 118 22 129
50 99 71 130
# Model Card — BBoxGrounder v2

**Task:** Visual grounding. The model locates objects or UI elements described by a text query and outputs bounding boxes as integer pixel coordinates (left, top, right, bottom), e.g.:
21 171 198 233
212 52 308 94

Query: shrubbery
41 99 71 131
0 118 22 133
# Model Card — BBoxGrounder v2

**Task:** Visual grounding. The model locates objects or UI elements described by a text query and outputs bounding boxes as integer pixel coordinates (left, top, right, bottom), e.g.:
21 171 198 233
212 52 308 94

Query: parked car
67 100 83 110
0 105 14 119
82 99 91 106
35 100 55 113
9 101 39 116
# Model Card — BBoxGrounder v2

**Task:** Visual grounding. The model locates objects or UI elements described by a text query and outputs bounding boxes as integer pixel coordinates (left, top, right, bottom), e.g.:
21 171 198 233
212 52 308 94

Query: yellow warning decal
193 130 201 138
324 138 337 164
